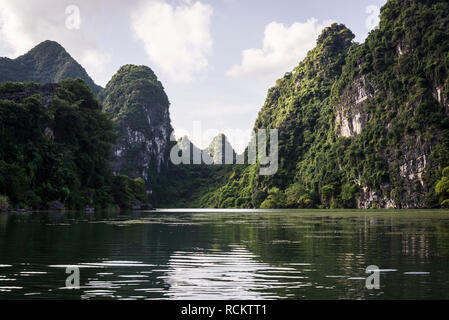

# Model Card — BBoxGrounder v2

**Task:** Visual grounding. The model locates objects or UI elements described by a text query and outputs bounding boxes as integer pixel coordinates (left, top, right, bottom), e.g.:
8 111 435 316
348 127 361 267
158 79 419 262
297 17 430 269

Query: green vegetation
198 23 358 208
193 0 449 209
197 163 260 209
112 176 146 209
260 187 286 209
436 167 449 208
100 65 173 202
0 80 143 210
0 41 102 95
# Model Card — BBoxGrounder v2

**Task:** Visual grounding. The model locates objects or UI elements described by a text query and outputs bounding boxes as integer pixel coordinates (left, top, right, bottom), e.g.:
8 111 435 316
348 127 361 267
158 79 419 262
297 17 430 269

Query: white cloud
81 49 112 75
0 0 112 86
227 18 333 79
131 0 213 83
0 1 34 57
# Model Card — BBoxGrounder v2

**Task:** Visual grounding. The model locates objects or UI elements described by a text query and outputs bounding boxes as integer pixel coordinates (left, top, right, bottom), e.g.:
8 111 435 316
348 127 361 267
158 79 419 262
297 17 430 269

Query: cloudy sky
0 0 386 152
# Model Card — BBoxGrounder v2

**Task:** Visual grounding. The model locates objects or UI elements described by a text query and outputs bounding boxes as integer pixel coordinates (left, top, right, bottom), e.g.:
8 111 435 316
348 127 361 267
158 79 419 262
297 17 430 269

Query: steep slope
0 41 102 95
200 23 356 209
100 65 173 194
0 80 145 210
320 0 449 208
204 134 237 164
202 0 449 209
157 135 236 208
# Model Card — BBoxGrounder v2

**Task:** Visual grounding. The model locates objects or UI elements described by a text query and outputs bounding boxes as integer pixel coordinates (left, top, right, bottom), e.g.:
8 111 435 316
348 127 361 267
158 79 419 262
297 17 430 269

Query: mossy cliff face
100 65 173 190
200 0 449 209
330 0 449 208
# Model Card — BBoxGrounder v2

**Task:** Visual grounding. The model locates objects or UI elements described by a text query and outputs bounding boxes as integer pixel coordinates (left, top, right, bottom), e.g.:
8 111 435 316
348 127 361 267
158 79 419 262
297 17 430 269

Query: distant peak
317 23 355 47
29 40 67 54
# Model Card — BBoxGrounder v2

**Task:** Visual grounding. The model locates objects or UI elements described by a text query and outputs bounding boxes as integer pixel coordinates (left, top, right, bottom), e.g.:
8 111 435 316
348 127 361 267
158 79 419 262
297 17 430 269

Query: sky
0 0 386 152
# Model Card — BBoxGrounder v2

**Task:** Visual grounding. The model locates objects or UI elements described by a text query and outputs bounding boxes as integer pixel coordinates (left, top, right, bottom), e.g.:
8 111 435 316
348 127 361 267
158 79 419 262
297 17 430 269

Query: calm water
1 209 449 300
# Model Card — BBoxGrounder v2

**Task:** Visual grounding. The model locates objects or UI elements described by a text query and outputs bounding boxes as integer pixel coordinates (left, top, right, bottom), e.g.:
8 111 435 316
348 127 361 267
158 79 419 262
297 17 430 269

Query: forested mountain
99 65 173 192
198 0 449 209
0 41 102 95
156 135 235 208
0 47 173 209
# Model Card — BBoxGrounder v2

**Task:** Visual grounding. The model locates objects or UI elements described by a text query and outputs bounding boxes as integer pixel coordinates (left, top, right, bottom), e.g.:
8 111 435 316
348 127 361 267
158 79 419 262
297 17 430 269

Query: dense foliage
0 80 143 209
0 41 102 95
100 65 174 203
195 0 449 209
436 167 449 208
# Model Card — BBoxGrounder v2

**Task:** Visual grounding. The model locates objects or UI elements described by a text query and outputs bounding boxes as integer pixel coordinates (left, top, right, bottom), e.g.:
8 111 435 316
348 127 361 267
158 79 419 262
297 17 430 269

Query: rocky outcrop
433 84 449 115
100 65 173 187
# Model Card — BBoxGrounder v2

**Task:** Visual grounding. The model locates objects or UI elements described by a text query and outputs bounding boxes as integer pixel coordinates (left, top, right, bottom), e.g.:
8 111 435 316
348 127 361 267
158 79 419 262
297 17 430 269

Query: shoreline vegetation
1 0 449 211
1 207 449 215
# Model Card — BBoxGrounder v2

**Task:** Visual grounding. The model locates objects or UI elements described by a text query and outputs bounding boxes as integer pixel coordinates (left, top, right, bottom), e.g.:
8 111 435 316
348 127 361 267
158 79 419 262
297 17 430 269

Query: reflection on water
0 209 449 299
162 246 310 300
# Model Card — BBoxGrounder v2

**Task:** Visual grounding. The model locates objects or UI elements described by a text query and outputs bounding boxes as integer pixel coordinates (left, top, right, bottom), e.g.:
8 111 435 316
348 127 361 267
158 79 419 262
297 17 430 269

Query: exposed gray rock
335 75 374 138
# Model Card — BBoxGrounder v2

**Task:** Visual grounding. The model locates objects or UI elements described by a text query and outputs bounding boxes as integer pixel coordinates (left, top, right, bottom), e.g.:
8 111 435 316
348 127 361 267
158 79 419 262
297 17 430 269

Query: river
1 209 449 300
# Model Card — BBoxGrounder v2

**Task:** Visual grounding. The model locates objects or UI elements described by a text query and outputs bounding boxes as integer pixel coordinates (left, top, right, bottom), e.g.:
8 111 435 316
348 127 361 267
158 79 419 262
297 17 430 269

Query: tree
436 167 449 208
285 183 315 208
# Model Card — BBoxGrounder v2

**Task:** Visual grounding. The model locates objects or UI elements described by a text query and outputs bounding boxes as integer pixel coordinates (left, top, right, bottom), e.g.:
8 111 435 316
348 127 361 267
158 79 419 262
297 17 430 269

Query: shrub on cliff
436 167 449 207
260 187 286 209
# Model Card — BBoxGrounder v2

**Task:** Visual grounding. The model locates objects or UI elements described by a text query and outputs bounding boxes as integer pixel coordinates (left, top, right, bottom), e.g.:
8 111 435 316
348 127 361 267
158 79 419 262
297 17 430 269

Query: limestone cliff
100 65 173 189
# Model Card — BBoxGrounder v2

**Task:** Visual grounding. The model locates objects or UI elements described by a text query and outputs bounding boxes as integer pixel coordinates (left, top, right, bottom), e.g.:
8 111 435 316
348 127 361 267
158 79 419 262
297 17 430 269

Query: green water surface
1 209 449 300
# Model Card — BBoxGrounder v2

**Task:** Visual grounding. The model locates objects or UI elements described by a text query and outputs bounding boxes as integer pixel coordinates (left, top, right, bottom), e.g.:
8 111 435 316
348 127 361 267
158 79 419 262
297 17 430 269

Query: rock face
100 65 173 188
326 0 449 209
335 75 374 138
0 41 102 95
175 136 203 164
